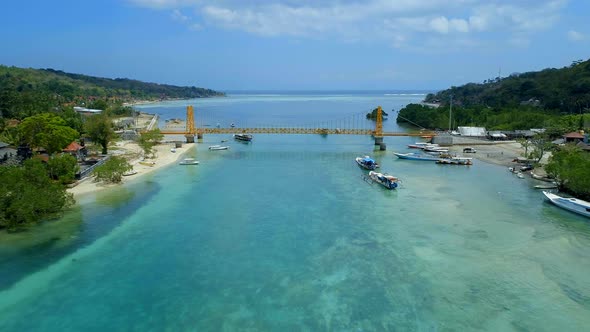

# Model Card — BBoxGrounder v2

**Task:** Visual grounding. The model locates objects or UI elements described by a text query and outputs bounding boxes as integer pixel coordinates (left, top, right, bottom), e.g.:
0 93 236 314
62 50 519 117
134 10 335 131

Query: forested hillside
0 65 225 119
425 59 590 114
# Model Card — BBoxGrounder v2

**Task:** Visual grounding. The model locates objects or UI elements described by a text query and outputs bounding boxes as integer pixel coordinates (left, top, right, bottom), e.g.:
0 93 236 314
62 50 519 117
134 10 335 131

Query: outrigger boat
368 171 399 189
543 191 590 218
356 156 379 170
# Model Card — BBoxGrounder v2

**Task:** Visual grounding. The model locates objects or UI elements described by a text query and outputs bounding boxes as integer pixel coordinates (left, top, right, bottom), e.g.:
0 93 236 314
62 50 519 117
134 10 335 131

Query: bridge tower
185 105 196 143
374 106 386 150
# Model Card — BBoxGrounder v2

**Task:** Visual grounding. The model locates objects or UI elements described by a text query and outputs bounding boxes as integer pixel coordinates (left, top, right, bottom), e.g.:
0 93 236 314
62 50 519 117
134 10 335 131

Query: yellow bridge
159 105 436 148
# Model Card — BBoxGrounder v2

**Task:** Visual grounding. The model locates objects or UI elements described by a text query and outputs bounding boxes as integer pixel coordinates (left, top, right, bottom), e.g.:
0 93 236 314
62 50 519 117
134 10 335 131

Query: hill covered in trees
0 65 225 119
424 58 590 114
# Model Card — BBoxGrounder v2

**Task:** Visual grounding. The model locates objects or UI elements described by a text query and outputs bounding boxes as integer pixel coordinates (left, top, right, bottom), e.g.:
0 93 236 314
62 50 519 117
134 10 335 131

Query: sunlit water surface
1 92 589 331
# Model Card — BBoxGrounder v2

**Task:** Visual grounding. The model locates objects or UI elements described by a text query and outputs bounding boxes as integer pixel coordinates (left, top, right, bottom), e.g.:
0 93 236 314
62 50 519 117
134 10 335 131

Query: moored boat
368 171 399 189
543 191 590 218
234 134 253 142
356 156 379 170
534 184 558 189
407 142 431 149
139 161 156 167
122 170 138 176
393 152 441 162
436 157 473 165
179 158 199 165
209 145 229 150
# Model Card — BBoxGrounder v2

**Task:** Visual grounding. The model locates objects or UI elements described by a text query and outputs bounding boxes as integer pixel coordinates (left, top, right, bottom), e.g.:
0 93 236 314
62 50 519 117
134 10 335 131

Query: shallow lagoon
1 93 589 331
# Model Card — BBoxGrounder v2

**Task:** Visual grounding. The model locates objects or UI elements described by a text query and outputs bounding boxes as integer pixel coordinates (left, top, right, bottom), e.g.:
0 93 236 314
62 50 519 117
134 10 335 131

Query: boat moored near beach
543 191 590 218
208 145 229 150
393 152 442 162
179 158 199 165
436 157 473 165
368 171 399 189
356 156 379 170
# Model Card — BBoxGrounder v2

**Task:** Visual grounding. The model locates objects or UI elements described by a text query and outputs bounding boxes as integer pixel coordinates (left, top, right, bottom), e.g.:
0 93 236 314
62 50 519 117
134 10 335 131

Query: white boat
407 142 431 149
534 184 558 189
436 157 473 165
208 145 229 150
356 156 379 170
179 158 199 165
516 172 524 179
543 191 590 218
424 146 449 153
170 148 177 153
368 171 399 189
394 152 442 162
122 170 138 176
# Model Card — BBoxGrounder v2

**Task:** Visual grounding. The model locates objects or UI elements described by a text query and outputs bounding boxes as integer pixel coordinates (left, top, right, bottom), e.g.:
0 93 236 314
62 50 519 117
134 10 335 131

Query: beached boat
534 184 558 189
543 191 590 218
234 134 252 142
393 152 441 162
424 146 449 153
407 142 431 149
179 158 199 165
209 145 229 150
122 170 138 176
436 157 473 165
356 156 379 170
139 161 156 167
170 148 176 153
368 171 399 189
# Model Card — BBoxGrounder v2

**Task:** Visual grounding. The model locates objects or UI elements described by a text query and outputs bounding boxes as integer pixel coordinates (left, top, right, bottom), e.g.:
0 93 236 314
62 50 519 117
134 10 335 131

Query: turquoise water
1 92 590 331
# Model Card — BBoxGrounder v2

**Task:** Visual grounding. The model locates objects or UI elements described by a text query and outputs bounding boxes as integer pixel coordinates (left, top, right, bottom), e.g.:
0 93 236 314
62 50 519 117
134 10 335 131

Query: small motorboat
170 148 177 153
516 172 524 179
221 139 228 143
122 170 138 176
394 152 442 162
543 191 590 218
179 158 199 165
209 145 229 150
369 171 399 189
233 134 253 142
356 156 379 170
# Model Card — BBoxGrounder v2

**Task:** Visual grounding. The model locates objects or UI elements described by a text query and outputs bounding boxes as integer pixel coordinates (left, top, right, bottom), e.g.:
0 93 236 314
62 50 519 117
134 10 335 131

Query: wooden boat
179 158 199 165
356 156 379 170
543 191 590 218
139 161 155 167
208 145 229 150
368 171 399 189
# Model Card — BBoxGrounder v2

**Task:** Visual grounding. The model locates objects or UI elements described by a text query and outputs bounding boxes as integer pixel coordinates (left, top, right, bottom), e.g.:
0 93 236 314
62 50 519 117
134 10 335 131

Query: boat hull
393 152 440 162
543 191 590 218
356 156 378 170
368 171 399 189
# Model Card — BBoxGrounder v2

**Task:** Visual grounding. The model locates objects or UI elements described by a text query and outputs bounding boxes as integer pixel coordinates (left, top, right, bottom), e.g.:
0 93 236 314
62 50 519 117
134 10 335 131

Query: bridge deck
159 127 435 137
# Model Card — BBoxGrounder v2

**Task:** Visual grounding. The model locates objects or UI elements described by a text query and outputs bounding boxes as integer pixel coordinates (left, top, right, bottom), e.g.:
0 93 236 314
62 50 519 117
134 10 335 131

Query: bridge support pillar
379 143 387 151
374 136 384 145
197 133 203 139
185 134 195 143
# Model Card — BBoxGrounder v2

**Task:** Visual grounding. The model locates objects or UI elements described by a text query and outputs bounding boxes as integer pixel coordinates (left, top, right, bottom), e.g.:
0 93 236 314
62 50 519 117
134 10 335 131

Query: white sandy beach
67 141 194 199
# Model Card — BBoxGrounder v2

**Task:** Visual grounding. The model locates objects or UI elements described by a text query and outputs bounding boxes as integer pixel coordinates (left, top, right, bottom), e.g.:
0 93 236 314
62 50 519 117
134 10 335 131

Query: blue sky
0 0 588 91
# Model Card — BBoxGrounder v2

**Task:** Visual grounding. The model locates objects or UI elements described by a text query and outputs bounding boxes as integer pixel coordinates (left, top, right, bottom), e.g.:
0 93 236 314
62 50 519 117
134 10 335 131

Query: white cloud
568 30 585 41
171 9 189 22
129 0 570 50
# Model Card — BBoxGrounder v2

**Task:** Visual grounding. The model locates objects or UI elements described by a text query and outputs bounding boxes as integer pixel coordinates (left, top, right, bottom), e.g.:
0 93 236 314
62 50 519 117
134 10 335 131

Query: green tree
92 156 132 183
546 144 590 200
19 113 79 154
138 129 164 157
0 159 74 229
517 138 532 158
47 154 80 184
85 114 114 154
529 134 552 163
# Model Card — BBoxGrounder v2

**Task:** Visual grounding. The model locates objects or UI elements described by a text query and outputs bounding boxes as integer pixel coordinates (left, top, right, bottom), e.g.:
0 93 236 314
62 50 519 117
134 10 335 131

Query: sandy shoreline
67 142 194 199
